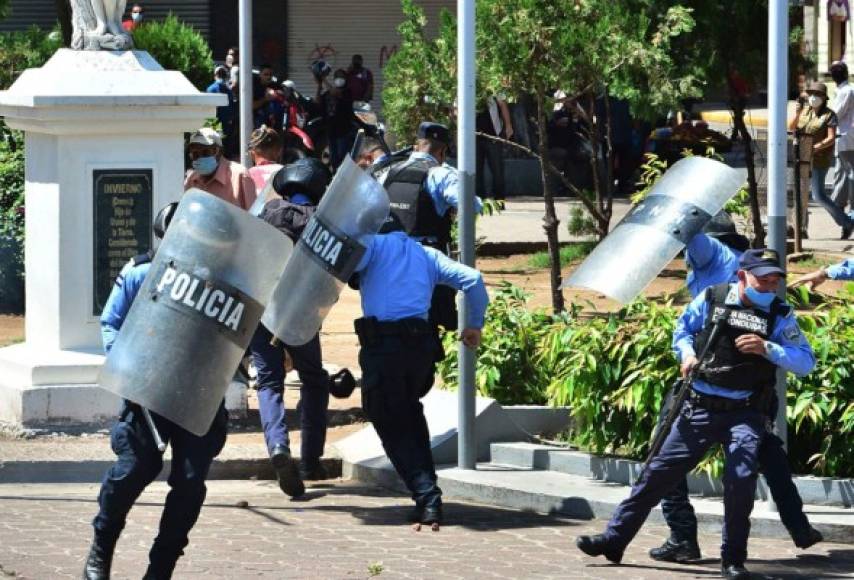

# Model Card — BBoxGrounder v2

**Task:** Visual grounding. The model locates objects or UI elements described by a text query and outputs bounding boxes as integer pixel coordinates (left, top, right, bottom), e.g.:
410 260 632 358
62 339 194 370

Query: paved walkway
1 481 852 579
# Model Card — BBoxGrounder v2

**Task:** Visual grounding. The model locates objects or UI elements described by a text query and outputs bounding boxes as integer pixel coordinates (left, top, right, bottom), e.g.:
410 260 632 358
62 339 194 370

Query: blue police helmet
272 158 331 205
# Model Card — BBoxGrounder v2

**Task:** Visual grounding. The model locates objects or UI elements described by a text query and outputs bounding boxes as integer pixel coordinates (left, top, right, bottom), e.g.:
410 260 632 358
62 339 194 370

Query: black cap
739 248 786 277
417 122 451 146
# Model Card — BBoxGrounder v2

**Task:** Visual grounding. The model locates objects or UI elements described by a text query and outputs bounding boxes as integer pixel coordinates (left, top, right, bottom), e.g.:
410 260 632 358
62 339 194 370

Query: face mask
744 285 776 308
807 95 823 109
131 12 142 22
226 55 234 67
192 156 218 176
334 78 346 88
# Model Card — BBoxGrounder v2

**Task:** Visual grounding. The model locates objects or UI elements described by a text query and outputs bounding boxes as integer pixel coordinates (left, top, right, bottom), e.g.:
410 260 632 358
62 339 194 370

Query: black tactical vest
694 283 790 392
379 157 452 249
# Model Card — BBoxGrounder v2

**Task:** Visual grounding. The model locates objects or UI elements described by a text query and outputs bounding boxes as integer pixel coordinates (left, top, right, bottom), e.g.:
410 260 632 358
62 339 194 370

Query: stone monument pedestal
0 49 239 428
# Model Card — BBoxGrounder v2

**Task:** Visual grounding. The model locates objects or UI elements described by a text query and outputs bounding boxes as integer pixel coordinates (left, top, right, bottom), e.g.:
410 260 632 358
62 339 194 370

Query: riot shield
99 189 293 436
262 156 389 346
561 157 744 304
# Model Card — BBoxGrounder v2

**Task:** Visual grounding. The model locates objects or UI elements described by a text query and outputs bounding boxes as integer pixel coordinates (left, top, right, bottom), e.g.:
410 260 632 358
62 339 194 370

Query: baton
142 408 167 453
636 315 726 483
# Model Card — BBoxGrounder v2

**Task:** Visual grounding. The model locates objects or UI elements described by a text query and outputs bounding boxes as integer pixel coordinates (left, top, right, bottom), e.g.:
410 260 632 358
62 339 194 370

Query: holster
354 316 379 347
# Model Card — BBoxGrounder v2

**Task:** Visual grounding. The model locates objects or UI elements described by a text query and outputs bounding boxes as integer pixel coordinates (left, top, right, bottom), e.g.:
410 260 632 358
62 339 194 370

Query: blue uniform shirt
685 234 741 298
409 152 483 217
100 260 150 354
826 258 854 280
673 283 815 399
355 232 489 329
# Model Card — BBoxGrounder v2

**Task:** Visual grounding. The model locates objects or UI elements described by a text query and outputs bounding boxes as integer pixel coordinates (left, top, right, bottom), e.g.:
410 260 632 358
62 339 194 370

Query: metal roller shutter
287 0 455 117
0 0 56 32
0 0 211 39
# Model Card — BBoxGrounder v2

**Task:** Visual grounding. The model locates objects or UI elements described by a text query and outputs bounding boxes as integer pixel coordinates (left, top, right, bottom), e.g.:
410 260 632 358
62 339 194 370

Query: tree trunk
55 0 73 47
536 92 565 313
585 95 610 239
602 88 615 226
732 105 765 247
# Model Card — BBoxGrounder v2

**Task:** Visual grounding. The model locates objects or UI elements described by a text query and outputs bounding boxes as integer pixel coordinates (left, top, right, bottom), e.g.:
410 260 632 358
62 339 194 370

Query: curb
0 456 343 484
344 458 854 545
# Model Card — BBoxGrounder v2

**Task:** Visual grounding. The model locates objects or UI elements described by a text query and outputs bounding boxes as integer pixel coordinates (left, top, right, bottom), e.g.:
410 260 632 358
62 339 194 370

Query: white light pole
457 0 477 469
768 0 789 449
239 0 253 168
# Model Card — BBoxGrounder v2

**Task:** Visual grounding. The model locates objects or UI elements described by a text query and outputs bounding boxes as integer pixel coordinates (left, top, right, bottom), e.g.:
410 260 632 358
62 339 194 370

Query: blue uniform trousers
359 333 442 509
249 324 330 463
604 401 762 565
658 396 810 544
92 401 227 572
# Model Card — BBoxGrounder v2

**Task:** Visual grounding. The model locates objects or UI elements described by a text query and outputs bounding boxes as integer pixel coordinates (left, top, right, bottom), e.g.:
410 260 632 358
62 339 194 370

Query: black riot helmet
703 211 750 253
153 202 179 240
271 158 331 204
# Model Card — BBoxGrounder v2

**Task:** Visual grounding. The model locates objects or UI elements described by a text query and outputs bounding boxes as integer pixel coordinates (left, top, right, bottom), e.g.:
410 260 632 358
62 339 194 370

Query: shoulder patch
783 324 801 342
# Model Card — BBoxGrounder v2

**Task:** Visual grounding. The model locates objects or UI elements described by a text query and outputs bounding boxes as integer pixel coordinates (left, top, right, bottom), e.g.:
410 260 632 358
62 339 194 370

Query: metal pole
457 0 477 470
768 0 789 451
238 0 253 169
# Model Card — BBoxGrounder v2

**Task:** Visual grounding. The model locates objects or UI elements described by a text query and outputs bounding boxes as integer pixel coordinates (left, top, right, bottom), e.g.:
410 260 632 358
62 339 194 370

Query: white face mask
808 95 823 109
225 55 235 67
333 78 346 88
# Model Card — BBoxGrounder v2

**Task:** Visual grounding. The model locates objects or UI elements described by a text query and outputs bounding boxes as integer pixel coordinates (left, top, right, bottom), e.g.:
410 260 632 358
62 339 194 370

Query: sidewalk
1 480 852 580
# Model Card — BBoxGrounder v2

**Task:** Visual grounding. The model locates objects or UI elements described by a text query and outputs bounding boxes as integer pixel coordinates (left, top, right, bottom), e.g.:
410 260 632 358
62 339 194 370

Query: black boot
420 505 442 525
82 537 115 580
142 562 177 580
648 538 701 563
575 534 623 564
299 459 328 481
271 444 305 498
721 562 750 579
792 526 823 549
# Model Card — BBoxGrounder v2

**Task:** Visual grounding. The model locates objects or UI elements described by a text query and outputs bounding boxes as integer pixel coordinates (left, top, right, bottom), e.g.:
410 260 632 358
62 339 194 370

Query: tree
385 0 698 312
478 0 698 311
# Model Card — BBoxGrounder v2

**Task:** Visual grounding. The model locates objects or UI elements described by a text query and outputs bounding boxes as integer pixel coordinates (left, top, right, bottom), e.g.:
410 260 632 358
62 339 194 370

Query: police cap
417 122 451 146
739 248 786 277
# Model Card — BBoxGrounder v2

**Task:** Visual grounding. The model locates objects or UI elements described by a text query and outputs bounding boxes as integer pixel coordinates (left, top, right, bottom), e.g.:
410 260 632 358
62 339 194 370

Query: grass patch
527 242 596 269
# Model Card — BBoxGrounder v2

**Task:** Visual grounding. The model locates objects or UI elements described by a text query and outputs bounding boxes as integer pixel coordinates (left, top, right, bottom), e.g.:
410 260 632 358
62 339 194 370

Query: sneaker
270 444 305 498
648 538 702 563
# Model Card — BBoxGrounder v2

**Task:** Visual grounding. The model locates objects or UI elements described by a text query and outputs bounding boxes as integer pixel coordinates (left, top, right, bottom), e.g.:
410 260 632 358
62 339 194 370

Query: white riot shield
262 156 389 345
561 157 744 304
99 189 293 436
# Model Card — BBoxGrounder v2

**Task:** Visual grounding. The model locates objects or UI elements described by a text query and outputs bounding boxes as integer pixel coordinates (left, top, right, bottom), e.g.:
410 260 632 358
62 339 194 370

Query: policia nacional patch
147 259 264 346
299 214 367 282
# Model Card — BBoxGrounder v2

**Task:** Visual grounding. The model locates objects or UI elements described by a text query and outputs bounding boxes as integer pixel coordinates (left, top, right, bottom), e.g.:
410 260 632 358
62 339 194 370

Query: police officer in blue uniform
652 226 822 563
249 158 355 498
792 257 854 288
353 230 489 528
84 203 229 580
378 122 483 337
577 249 816 580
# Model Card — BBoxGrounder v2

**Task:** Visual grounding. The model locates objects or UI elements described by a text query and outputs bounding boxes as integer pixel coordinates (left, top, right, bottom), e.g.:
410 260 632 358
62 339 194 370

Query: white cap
189 127 222 148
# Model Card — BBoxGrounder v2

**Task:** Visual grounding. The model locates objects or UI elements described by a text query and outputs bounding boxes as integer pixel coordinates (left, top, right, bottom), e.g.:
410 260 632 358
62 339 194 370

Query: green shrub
0 126 25 311
132 14 213 90
527 242 596 269
0 26 62 90
439 282 854 477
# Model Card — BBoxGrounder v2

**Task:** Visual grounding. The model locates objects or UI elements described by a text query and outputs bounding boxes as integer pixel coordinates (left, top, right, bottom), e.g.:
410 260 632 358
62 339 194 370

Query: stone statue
70 0 134 51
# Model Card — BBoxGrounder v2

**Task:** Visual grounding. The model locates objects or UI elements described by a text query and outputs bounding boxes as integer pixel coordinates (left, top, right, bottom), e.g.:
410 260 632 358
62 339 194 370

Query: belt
688 390 755 412
374 318 432 335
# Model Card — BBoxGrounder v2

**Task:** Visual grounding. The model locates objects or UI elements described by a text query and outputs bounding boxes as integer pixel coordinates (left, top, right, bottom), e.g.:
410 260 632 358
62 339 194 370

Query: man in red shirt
184 128 257 211
122 4 144 32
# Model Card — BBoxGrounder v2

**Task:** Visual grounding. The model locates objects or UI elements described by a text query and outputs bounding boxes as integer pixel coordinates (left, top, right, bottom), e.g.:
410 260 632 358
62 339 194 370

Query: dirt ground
0 253 848 372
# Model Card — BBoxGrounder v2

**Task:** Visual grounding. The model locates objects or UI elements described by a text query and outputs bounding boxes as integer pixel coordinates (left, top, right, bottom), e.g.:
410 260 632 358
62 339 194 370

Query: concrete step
489 442 854 508
344 457 854 544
